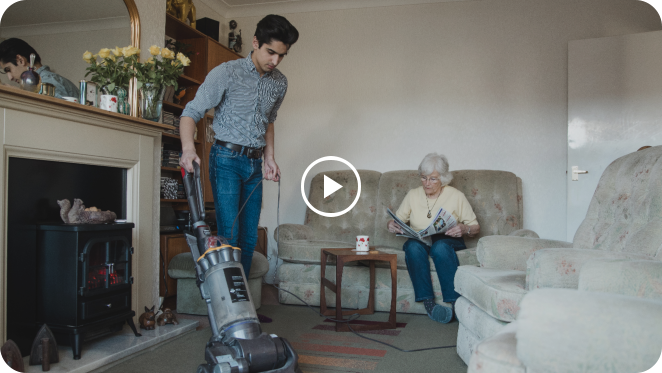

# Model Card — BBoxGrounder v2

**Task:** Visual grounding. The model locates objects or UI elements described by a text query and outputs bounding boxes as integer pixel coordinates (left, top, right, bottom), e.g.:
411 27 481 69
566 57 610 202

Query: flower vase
139 83 165 122
99 85 118 113
117 87 130 115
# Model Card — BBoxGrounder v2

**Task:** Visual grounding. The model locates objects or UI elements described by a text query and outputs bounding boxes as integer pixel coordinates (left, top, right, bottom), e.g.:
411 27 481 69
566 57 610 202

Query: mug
356 235 369 251
99 95 118 112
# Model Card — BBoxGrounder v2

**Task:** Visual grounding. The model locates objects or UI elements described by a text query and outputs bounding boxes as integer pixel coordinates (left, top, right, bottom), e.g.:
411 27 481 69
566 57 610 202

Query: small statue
139 306 156 330
228 20 242 53
157 308 179 326
58 199 117 224
167 0 197 28
117 87 130 115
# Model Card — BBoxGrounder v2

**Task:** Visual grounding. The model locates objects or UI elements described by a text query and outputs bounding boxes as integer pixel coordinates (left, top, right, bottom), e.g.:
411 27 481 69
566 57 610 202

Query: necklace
426 187 443 218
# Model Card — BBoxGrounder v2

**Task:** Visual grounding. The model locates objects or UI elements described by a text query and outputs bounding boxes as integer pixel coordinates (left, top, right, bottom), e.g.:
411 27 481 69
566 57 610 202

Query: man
0 38 79 99
179 15 299 277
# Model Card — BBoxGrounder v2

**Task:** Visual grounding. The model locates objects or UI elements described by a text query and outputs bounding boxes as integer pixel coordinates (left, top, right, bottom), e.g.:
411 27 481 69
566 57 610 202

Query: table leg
335 258 344 331
320 250 328 314
389 257 397 327
367 261 375 313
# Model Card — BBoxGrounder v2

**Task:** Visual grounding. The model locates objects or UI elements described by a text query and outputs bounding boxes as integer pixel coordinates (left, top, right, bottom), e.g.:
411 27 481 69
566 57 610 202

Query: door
567 30 662 241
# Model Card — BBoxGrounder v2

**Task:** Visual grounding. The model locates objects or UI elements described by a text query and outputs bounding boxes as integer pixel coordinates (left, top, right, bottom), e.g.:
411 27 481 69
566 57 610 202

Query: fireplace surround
0 85 168 348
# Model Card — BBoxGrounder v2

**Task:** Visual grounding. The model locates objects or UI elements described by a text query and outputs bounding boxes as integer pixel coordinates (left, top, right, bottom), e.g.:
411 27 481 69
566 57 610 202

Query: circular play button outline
301 156 361 217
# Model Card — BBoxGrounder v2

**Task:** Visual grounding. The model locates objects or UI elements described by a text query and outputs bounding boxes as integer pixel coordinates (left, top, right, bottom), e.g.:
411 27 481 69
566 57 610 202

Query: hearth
9 223 141 360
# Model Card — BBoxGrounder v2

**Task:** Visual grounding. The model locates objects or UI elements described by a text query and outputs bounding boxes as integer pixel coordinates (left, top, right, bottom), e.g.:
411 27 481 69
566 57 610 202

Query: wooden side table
320 248 397 332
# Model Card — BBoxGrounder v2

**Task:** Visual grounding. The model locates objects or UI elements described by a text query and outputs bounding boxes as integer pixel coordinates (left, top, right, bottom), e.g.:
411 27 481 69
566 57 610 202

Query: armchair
467 259 662 373
454 146 662 364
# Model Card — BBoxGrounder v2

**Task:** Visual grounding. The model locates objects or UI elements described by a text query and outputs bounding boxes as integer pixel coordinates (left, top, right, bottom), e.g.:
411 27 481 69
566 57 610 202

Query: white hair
418 153 453 186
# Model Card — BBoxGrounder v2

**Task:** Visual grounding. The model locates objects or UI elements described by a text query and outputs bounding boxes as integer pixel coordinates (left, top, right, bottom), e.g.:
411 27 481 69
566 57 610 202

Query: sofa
276 169 537 314
454 146 662 365
467 259 662 373
168 251 270 314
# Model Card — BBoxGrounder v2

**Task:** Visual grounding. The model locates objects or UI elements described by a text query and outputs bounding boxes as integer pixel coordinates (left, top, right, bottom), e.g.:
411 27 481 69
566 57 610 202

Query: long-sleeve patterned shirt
181 52 288 148
36 65 79 99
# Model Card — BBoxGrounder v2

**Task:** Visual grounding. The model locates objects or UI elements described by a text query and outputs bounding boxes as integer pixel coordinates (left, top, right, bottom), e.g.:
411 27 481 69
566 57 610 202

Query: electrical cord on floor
229 176 456 351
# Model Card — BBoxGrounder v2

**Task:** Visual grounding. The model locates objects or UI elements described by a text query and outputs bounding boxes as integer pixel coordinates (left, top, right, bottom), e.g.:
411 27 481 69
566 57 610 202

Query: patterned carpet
103 303 466 373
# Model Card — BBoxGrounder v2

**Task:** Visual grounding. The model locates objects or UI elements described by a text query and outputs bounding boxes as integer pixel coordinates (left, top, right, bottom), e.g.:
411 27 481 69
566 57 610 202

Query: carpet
99 304 467 373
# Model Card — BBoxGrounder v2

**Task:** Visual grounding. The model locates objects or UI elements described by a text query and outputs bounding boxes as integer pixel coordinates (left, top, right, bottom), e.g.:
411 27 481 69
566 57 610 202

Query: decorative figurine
157 308 179 326
20 53 41 93
139 306 157 330
1 340 24 372
57 199 117 224
28 324 59 368
228 20 242 53
166 0 197 28
117 87 130 115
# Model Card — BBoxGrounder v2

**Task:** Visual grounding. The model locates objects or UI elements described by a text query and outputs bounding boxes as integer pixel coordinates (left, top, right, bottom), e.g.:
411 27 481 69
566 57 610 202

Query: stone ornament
57 199 117 224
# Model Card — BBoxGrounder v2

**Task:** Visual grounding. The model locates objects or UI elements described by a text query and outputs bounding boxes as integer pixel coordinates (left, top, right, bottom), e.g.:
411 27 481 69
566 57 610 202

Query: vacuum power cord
229 176 456 352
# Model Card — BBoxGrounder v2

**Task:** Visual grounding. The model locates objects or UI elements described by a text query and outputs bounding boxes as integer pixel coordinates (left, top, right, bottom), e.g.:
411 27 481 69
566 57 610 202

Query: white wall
229 0 661 280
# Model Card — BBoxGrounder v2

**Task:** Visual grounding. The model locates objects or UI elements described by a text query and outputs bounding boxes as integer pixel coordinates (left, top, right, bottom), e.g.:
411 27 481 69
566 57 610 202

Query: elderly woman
387 153 480 323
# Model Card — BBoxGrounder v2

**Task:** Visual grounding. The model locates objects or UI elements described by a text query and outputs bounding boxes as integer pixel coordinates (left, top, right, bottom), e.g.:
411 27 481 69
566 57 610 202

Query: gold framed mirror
0 0 140 116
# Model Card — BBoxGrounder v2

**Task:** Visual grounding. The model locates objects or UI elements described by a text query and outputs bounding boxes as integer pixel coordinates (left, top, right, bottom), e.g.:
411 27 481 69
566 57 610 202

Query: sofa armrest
274 224 315 241
507 229 539 238
578 259 662 300
526 248 653 291
476 236 573 271
516 288 662 373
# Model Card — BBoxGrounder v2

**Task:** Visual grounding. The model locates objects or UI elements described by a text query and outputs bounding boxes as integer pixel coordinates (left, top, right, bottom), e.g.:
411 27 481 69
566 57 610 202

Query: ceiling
1 0 128 27
203 0 475 18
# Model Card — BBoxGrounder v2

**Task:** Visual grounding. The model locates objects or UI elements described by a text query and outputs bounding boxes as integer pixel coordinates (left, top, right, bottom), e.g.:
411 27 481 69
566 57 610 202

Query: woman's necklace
426 187 443 218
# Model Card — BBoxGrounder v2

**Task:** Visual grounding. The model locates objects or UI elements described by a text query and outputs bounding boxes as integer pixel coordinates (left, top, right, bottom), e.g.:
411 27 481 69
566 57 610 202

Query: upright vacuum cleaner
181 161 301 373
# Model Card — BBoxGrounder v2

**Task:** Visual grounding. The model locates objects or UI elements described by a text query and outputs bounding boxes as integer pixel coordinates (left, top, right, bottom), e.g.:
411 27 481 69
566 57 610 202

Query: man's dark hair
254 15 299 48
0 38 41 65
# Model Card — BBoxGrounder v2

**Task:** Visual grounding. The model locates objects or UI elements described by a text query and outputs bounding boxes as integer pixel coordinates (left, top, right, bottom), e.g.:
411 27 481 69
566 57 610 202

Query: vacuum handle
182 161 205 223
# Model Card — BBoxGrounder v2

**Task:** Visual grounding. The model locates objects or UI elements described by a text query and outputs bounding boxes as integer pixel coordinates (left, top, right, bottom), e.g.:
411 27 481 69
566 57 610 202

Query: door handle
572 166 588 181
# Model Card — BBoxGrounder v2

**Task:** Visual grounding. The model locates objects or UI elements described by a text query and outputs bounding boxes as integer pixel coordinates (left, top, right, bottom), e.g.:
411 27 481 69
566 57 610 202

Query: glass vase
116 87 130 115
139 83 165 122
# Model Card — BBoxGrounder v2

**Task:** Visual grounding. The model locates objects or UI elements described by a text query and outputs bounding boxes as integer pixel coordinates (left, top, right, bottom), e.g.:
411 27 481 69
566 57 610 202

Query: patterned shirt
181 52 288 148
36 65 79 99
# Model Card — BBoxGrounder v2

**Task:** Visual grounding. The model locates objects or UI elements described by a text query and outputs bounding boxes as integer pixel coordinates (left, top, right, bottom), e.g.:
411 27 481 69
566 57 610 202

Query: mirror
0 0 139 114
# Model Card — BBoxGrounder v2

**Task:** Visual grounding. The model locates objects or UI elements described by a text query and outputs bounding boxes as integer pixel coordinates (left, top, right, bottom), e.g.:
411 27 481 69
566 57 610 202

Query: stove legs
127 316 142 337
70 334 81 360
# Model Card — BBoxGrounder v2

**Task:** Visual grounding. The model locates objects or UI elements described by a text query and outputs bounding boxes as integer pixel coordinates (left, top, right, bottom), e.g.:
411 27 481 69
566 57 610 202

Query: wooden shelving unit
159 13 244 300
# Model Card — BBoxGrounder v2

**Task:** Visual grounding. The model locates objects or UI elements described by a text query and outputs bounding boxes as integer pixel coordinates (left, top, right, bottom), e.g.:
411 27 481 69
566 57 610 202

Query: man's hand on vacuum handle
179 116 201 173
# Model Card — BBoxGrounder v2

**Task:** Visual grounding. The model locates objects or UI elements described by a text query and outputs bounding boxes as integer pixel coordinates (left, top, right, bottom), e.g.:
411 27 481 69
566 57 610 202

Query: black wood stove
10 223 141 359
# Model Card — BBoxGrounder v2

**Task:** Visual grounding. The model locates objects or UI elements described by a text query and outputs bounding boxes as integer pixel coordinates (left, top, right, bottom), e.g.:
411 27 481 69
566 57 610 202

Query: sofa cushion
278 239 352 264
517 288 662 373
169 251 269 280
454 266 527 322
525 248 654 291
573 146 662 259
374 170 524 250
303 170 382 243
467 322 525 373
455 296 508 341
578 259 662 300
372 247 479 270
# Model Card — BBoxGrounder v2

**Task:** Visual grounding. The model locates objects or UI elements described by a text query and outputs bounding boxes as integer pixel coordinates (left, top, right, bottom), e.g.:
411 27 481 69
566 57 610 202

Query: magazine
387 207 457 247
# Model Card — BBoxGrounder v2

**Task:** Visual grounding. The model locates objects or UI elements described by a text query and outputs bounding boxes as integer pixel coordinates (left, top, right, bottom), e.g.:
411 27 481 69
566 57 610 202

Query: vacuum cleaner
181 161 302 373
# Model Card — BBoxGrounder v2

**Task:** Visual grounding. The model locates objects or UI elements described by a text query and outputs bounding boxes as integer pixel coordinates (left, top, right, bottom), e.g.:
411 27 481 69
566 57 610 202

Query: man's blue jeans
208 144 263 277
403 237 466 303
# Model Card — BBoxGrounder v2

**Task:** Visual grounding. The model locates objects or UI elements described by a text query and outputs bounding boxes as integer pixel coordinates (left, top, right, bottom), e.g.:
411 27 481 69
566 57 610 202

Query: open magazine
387 207 457 247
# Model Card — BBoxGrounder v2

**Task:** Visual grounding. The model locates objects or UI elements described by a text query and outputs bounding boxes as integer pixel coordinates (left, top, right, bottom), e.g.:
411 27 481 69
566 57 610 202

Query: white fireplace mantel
0 86 168 341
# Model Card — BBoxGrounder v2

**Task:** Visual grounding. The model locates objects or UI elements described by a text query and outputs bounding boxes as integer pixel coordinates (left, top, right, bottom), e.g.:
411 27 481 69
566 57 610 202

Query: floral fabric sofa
275 169 535 314
454 146 662 365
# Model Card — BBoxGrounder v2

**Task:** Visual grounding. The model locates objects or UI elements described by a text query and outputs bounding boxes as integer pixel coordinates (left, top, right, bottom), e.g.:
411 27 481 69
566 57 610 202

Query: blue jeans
209 144 263 277
403 237 466 303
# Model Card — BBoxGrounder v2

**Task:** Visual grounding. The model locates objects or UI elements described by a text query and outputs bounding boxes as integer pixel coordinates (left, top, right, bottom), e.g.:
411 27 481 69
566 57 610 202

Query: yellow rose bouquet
83 46 140 94
132 45 191 121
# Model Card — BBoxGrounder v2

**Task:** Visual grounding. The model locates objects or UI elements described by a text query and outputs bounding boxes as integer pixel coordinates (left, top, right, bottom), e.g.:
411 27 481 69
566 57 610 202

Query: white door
567 30 662 242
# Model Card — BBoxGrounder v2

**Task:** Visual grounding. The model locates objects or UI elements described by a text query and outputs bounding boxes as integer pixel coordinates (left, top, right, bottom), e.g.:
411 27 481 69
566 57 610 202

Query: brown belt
215 140 263 159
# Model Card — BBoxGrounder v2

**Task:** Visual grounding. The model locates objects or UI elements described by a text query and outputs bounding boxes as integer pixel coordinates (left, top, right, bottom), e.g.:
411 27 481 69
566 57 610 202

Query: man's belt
215 140 263 159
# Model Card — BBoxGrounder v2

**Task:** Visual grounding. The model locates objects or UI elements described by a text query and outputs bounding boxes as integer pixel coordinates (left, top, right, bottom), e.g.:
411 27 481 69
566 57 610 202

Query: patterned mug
99 95 118 112
356 235 369 251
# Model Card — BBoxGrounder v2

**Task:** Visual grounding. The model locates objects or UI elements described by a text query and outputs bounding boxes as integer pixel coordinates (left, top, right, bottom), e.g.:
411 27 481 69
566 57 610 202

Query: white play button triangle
323 175 343 198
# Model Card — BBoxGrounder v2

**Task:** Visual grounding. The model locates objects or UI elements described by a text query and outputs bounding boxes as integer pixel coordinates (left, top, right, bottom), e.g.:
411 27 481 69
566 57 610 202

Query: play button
301 156 361 218
323 175 343 198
